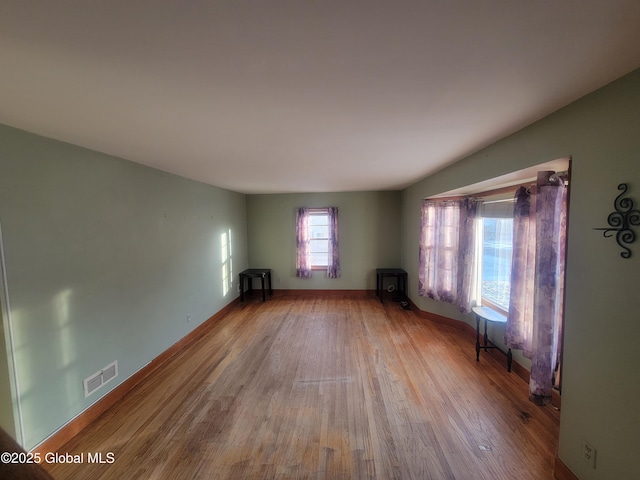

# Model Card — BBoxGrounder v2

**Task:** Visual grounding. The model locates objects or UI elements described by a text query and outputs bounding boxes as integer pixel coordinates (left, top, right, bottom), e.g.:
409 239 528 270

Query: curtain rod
425 170 570 202
425 184 527 202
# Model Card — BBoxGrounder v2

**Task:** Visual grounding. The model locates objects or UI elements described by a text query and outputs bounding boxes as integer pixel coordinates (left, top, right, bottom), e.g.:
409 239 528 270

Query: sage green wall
402 69 640 480
0 306 17 439
0 124 248 449
247 191 401 290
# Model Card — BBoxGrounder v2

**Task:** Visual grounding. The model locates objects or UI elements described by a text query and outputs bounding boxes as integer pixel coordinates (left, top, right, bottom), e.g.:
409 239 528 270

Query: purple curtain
418 197 476 313
295 208 312 278
505 171 567 405
296 207 340 278
327 207 340 278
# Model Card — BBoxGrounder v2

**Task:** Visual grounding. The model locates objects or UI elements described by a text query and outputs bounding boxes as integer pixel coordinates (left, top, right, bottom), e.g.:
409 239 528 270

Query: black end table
376 268 408 303
239 269 272 302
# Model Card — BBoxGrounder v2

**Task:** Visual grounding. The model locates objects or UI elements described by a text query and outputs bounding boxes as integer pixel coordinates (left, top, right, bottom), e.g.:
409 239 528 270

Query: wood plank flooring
45 294 560 479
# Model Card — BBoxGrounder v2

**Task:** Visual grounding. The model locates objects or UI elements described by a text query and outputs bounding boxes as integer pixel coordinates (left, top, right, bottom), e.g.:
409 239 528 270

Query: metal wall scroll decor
594 183 640 259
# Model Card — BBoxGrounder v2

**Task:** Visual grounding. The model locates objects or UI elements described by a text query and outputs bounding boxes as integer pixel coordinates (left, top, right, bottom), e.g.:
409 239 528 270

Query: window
477 199 514 313
419 200 463 300
419 162 570 405
308 211 330 267
418 193 515 314
296 207 340 278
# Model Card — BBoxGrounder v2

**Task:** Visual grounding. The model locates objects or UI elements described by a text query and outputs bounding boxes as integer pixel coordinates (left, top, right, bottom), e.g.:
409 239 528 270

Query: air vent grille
83 361 118 398
102 362 117 383
84 373 102 396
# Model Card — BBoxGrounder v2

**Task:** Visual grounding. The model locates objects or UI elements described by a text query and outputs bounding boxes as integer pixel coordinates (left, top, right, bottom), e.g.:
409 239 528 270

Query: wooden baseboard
32 297 240 455
554 456 579 480
409 300 474 333
272 289 376 297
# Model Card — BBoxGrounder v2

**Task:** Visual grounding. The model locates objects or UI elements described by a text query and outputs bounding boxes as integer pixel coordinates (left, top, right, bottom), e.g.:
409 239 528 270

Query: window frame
306 208 331 269
474 190 517 316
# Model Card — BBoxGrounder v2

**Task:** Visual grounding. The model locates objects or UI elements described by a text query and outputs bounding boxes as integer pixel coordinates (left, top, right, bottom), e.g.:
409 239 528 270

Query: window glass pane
309 214 329 226
310 239 328 253
310 252 328 266
481 217 513 311
309 225 329 239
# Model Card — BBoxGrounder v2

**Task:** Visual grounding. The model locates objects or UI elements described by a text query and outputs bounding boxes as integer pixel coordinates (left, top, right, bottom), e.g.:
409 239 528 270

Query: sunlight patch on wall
221 229 233 296
10 309 33 395
53 288 76 368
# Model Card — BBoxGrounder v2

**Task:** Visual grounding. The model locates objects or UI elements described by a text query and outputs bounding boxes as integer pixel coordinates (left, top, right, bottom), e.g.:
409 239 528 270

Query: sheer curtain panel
295 208 312 278
327 207 340 278
505 171 567 405
418 198 476 313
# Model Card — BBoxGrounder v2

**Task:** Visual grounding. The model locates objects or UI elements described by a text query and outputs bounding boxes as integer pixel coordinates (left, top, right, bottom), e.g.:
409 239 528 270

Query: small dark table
239 269 272 302
376 268 408 303
473 306 512 371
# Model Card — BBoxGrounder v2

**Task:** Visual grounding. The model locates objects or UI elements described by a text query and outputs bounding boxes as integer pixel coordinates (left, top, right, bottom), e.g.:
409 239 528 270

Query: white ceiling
1 1 640 194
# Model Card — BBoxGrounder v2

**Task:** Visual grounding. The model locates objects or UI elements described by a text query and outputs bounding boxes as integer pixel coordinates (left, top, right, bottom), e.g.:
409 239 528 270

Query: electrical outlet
187 314 191 323
583 440 596 469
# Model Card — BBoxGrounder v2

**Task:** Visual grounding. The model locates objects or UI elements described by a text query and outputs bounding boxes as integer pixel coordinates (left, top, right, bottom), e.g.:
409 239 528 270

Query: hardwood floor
46 294 560 479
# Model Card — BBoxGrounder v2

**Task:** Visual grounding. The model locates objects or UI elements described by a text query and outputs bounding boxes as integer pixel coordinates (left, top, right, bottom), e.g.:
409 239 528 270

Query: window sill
480 300 508 317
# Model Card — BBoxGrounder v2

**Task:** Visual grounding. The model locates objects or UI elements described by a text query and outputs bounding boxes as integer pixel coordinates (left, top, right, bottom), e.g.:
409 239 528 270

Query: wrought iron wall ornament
594 184 640 258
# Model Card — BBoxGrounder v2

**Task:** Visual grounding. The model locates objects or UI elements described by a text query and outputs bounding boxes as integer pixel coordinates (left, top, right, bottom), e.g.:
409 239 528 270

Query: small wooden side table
473 306 512 372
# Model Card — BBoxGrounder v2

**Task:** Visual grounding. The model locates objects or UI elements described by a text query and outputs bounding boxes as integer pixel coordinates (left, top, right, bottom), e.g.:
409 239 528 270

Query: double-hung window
296 207 340 278
308 210 330 268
